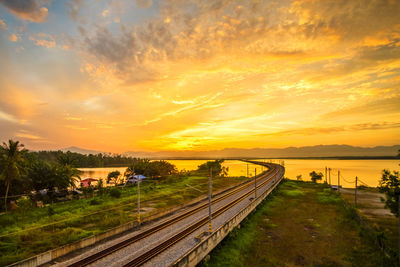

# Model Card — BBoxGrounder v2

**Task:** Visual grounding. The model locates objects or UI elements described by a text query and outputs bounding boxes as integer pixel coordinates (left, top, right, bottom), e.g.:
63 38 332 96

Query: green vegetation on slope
200 180 396 267
0 173 247 266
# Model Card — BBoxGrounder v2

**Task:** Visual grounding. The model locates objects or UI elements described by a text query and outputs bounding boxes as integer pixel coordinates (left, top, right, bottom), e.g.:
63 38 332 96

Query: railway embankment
200 180 398 266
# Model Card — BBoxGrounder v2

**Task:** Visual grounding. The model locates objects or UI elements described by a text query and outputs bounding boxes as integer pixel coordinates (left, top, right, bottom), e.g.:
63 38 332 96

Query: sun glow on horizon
0 0 399 153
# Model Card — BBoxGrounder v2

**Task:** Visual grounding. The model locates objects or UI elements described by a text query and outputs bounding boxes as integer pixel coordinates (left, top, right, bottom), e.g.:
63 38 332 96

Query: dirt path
341 187 398 257
341 188 394 218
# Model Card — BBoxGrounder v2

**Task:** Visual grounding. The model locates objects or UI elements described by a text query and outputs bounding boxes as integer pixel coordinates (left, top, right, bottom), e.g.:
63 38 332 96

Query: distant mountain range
61 146 104 155
61 145 400 158
123 145 400 159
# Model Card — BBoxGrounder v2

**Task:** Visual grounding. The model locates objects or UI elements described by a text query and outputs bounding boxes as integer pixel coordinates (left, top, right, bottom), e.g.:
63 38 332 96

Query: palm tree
0 140 26 211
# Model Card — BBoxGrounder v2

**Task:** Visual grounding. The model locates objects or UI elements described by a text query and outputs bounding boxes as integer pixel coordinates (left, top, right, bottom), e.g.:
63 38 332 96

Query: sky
0 0 399 153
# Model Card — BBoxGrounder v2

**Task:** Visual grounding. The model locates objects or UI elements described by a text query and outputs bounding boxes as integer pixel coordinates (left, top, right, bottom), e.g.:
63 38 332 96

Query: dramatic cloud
0 0 48 22
80 0 400 86
0 0 399 151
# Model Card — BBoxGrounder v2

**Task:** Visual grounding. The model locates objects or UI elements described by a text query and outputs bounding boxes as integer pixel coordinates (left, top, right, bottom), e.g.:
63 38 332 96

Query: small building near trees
80 178 98 188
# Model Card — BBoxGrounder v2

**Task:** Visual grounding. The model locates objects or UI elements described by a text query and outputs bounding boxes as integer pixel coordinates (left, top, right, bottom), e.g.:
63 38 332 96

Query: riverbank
0 175 247 266
200 180 398 266
341 187 398 257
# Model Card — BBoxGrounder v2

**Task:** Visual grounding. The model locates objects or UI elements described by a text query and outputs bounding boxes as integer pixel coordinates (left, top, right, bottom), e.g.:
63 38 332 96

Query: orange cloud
30 33 56 48
0 19 6 30
1 0 400 152
9 33 19 42
0 0 48 22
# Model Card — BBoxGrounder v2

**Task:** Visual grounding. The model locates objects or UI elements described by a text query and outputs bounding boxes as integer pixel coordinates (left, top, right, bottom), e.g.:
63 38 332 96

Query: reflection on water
78 159 399 188
78 160 258 185
254 159 399 188
78 167 127 186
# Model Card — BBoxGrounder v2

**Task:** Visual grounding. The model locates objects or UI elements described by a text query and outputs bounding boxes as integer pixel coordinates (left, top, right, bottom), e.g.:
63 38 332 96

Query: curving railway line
64 161 284 267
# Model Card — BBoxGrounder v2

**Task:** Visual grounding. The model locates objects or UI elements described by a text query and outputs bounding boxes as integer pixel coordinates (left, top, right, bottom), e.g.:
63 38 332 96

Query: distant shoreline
147 156 399 160
76 156 399 166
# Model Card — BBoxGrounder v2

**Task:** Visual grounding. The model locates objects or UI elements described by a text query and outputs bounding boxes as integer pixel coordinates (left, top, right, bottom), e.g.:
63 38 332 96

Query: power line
358 178 372 187
340 173 355 184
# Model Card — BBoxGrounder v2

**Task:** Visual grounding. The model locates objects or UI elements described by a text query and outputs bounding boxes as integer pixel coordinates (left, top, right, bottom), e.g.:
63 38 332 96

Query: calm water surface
254 159 399 188
78 160 256 186
79 159 399 188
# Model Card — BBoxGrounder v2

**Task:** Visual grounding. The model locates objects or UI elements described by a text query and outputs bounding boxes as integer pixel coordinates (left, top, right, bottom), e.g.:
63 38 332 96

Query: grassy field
200 180 397 267
341 187 398 259
0 174 247 266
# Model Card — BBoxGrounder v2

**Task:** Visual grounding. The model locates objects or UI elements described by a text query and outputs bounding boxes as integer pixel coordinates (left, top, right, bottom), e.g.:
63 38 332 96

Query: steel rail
68 162 279 267
123 164 284 267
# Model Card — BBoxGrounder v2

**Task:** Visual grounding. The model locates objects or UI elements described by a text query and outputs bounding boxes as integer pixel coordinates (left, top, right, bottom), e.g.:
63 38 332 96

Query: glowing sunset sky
0 0 399 153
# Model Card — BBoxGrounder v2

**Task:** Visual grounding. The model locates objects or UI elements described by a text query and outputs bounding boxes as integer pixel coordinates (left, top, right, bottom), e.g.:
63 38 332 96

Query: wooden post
325 167 327 183
328 168 331 185
208 168 212 234
355 176 358 207
338 170 340 193
137 176 140 226
254 168 257 198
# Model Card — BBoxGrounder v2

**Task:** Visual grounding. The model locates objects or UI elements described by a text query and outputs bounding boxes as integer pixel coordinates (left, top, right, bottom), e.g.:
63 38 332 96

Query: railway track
123 163 283 267
68 161 283 267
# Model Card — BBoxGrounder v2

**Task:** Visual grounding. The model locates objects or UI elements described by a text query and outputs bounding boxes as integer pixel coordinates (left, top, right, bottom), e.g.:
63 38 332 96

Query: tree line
0 139 228 212
29 150 142 167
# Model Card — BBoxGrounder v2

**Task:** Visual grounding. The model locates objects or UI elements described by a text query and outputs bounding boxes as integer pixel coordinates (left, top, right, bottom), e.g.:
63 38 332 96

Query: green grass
0 174 247 266
282 189 304 197
200 180 396 267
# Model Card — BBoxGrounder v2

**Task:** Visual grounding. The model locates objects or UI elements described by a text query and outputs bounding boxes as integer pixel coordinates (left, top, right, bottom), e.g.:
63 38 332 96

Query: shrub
309 171 323 183
317 194 340 204
109 188 121 198
89 199 101 205
17 197 33 214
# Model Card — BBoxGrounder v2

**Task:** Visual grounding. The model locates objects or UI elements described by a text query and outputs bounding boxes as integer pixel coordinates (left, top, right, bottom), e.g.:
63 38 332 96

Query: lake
79 159 399 188
260 159 399 188
78 160 258 186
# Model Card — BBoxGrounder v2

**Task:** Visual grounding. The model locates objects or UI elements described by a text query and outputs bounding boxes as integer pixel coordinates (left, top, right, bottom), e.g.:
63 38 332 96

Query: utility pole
247 163 249 178
328 168 331 185
208 168 212 234
355 176 358 207
325 167 327 184
338 170 340 193
254 168 257 198
398 195 400 265
137 176 140 227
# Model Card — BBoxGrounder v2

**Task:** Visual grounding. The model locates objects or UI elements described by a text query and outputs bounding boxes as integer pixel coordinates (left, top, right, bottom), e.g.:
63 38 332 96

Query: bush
310 171 323 183
109 188 121 198
89 199 101 205
317 194 340 204
17 197 33 214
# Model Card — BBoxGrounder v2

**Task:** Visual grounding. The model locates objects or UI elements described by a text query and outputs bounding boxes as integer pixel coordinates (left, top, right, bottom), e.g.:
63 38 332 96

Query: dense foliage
378 169 400 217
197 159 229 177
29 150 140 167
125 159 177 178
309 171 323 183
0 140 27 211
28 160 79 192
107 170 121 184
